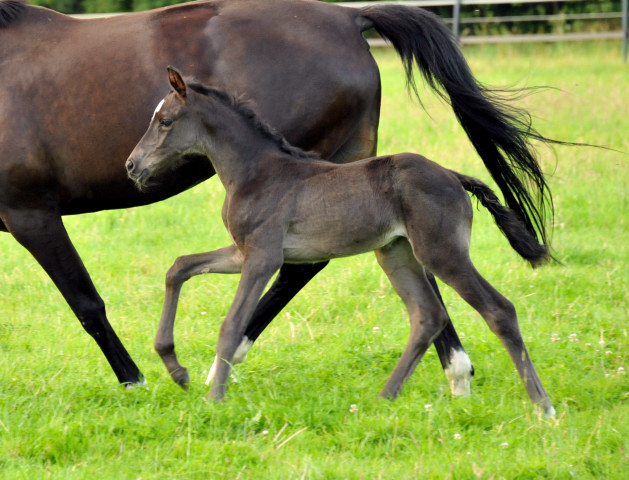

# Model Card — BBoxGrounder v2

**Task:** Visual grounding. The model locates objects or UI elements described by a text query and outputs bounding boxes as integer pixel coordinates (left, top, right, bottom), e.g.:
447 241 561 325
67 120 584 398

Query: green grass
1 41 627 479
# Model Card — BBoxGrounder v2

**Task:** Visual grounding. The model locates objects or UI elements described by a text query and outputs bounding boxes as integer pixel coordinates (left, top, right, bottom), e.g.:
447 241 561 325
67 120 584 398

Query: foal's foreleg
209 250 283 401
375 239 450 399
155 245 243 388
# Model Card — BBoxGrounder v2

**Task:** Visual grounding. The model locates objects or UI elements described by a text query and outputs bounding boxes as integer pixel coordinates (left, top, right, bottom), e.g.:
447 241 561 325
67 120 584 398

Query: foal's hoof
170 367 190 390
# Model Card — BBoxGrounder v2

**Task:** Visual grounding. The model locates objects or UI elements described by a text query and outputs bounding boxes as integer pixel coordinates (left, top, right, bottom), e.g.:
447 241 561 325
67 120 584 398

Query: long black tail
358 5 557 247
454 171 550 268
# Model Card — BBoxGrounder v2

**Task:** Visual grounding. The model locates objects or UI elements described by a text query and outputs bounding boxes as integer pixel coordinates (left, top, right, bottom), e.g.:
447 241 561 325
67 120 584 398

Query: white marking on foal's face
444 349 473 397
150 99 165 125
204 336 253 386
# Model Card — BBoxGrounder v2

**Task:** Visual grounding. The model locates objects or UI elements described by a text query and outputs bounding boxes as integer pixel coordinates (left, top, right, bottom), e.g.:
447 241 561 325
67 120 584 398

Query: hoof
542 400 556 418
123 373 148 390
170 367 190 390
445 350 473 397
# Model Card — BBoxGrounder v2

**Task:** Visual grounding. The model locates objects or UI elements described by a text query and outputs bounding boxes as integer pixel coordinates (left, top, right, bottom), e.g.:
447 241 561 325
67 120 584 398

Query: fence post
453 0 462 41
623 0 628 63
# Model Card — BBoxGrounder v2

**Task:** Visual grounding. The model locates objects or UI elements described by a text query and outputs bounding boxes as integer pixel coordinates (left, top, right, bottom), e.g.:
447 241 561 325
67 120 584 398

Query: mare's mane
0 0 27 28
186 80 319 161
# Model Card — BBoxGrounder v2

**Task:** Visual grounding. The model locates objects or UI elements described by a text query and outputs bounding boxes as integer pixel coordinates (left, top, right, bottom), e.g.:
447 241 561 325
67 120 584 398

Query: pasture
0 41 627 479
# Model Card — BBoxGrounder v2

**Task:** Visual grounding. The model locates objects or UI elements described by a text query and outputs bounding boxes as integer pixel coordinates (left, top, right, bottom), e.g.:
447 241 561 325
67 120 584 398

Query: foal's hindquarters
374 158 554 415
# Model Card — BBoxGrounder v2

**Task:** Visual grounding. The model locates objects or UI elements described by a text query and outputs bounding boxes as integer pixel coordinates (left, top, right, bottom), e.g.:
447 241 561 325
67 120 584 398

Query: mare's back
0 0 380 212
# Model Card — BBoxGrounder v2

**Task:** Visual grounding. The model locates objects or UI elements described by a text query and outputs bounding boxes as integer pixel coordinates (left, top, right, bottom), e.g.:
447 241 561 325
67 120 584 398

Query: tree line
29 0 622 35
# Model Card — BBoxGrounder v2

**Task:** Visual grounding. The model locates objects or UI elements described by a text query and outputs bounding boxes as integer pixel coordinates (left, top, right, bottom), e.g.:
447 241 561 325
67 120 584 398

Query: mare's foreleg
1 208 143 385
155 245 243 388
375 239 450 399
209 249 283 401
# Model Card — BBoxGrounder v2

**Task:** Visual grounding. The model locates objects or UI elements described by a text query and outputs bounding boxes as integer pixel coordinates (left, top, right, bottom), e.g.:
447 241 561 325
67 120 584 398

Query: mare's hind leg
1 208 143 385
429 256 554 415
154 245 243 388
242 262 328 345
426 272 474 397
375 238 451 399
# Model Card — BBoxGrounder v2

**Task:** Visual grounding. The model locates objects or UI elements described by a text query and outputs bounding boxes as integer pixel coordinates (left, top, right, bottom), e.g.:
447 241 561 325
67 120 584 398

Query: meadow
0 41 627 479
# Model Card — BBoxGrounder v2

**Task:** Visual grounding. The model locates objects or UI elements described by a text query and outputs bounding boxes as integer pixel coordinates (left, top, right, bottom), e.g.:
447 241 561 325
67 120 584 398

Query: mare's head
126 67 206 190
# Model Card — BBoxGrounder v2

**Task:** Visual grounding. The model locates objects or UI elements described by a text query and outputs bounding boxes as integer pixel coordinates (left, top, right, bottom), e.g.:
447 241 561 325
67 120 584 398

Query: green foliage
1 41 628 478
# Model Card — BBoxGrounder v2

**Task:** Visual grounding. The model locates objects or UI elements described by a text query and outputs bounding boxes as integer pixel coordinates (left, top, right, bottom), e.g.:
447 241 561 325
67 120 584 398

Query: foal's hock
126 68 554 415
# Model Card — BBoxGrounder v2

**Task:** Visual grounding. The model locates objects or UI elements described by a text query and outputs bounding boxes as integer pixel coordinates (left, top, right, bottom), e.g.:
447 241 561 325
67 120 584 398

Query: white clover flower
349 404 358 414
453 433 462 440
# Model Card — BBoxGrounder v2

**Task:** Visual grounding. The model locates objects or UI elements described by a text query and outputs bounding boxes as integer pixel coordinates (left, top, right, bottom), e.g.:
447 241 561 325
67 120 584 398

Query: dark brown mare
126 68 555 415
1 0 552 391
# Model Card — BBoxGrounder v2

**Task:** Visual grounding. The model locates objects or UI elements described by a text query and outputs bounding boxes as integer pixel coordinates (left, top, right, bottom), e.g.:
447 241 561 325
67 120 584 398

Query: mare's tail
454 171 550 268
357 5 559 247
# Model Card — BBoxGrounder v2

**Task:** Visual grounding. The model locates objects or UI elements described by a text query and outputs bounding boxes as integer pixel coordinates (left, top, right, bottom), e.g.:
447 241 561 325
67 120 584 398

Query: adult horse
0 0 550 392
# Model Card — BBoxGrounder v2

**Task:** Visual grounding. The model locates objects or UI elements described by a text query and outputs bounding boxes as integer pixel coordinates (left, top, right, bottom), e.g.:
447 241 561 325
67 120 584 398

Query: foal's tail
357 5 561 248
454 171 550 268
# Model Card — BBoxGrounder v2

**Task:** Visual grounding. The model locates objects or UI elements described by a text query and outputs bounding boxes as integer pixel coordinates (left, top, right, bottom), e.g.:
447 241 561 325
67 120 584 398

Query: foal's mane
0 0 27 28
186 80 320 161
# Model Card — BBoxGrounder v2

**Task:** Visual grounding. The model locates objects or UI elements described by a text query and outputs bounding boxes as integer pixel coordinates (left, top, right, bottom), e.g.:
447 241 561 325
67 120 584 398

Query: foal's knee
483 298 521 339
165 257 189 288
432 306 451 338
414 302 450 340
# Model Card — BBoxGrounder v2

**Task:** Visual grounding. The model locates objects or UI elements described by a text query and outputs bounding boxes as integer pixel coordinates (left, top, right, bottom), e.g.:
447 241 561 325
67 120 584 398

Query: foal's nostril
125 159 135 174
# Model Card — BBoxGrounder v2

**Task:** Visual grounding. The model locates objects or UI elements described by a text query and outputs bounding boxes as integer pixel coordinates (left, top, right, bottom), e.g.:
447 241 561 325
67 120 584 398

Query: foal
126 68 554 415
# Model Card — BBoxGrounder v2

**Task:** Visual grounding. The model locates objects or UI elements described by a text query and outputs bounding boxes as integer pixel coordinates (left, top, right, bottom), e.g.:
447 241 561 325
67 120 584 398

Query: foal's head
126 67 213 189
126 67 316 190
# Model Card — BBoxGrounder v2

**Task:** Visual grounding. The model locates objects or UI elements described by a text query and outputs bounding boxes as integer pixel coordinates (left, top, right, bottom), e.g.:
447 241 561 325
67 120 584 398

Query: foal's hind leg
375 238 450 399
431 257 554 416
154 245 243 388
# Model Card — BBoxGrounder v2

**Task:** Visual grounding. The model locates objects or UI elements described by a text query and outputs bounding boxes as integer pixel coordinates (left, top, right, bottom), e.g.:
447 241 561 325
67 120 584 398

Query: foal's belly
282 223 407 263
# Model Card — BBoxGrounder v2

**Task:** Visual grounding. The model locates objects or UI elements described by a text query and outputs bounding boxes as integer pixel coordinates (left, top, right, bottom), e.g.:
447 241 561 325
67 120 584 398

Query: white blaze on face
150 99 165 125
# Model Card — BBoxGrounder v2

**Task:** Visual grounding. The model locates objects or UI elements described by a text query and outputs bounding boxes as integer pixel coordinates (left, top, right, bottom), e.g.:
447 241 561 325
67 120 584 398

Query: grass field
1 41 627 479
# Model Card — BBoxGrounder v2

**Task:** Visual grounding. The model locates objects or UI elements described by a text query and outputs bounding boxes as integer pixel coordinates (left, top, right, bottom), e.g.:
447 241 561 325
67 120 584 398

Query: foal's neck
199 101 289 193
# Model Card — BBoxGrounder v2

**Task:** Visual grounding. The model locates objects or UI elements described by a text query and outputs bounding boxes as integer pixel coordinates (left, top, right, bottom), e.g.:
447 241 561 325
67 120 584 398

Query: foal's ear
167 66 187 99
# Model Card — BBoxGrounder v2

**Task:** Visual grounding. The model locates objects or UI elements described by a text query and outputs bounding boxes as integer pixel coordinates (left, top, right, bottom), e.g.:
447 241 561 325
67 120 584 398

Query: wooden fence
338 0 628 61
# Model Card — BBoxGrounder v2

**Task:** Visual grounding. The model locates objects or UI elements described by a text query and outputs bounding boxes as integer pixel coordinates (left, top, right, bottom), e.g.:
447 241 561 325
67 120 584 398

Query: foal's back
270 153 471 264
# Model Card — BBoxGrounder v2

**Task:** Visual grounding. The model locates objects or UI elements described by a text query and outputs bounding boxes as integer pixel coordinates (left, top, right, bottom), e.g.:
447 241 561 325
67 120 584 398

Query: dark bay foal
126 68 555 415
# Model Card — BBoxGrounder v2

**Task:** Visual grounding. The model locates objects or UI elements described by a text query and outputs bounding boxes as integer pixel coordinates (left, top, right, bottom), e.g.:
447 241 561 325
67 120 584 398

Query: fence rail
337 0 628 61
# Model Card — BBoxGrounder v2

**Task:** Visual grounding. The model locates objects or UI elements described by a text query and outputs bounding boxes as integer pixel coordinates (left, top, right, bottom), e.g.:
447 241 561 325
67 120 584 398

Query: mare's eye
159 119 173 127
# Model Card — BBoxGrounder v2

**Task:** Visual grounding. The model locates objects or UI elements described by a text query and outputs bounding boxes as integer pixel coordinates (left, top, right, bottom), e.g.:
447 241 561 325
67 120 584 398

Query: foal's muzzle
125 157 150 188
125 158 137 176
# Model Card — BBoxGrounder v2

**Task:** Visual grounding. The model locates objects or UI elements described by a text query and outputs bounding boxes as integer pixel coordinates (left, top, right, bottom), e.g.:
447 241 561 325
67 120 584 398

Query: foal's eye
159 119 173 127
